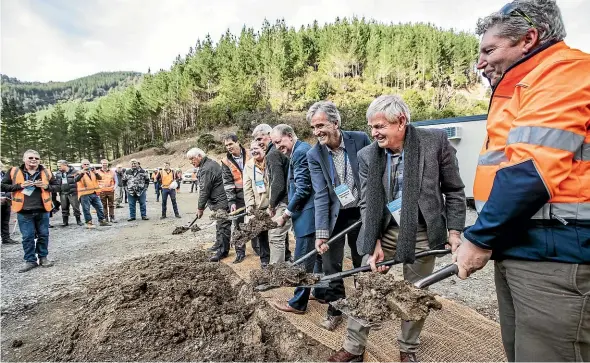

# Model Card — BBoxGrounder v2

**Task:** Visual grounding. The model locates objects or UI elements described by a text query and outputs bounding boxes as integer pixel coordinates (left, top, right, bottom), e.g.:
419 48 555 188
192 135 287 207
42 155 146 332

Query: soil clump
232 210 277 247
332 272 442 324
250 262 320 288
7 249 327 362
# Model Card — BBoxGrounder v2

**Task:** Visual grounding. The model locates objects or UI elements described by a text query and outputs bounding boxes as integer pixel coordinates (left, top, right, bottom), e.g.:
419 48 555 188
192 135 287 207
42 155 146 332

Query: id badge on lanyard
254 168 266 193
23 172 39 196
330 151 356 206
386 152 403 225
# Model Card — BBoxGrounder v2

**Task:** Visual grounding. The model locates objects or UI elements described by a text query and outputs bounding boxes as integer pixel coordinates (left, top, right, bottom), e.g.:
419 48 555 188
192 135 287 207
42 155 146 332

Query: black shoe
2 237 19 245
128 218 136 221
39 256 54 267
233 255 245 264
161 215 167 219
210 253 228 262
175 214 181 219
19 261 38 273
61 216 69 227
75 216 84 226
207 245 219 251
141 216 149 220
48 224 54 228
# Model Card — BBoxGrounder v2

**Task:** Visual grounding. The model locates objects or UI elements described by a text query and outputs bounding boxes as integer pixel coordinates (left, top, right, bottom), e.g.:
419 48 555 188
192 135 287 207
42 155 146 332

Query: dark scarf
362 124 421 263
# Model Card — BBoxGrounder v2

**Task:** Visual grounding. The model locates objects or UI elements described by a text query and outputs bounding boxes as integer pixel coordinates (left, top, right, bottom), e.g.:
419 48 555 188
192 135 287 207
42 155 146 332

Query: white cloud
1 0 588 82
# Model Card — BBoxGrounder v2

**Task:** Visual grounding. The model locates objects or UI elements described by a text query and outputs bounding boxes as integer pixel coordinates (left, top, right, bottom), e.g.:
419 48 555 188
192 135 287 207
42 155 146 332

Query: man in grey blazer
328 95 466 363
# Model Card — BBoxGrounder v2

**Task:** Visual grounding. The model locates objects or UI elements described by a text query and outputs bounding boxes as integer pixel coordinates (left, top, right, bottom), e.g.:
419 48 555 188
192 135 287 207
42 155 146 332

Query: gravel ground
1 189 498 352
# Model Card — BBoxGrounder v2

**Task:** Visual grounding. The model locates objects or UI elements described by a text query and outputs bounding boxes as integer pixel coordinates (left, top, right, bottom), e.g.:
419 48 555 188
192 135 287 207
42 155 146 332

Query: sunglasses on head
28 157 40 160
500 2 535 28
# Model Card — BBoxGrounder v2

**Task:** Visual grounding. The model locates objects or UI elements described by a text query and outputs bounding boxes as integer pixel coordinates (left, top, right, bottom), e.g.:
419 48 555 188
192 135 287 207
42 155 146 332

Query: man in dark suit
328 95 466 362
304 101 371 331
269 124 316 315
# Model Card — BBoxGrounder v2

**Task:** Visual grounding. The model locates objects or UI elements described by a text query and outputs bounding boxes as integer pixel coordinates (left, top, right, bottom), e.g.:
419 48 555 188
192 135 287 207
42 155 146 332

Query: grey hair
186 147 206 159
306 101 341 127
272 124 297 139
81 159 91 164
366 95 411 124
23 149 40 158
476 0 566 46
252 124 272 137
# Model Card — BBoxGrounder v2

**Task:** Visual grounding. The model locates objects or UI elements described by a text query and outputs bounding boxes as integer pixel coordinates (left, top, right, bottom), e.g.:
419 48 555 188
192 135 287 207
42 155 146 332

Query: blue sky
1 0 588 82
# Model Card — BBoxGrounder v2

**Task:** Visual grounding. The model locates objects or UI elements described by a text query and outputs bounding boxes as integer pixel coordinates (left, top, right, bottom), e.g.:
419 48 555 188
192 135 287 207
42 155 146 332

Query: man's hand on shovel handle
454 239 492 280
315 238 328 254
368 239 388 273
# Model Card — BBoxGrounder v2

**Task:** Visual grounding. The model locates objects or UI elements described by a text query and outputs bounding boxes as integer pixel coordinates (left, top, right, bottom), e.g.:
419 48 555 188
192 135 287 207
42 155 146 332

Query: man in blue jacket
309 101 371 331
270 124 318 315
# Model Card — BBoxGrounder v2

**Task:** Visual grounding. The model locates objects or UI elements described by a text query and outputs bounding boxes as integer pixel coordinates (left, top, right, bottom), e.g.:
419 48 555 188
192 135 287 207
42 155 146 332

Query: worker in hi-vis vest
157 162 181 219
456 1 590 361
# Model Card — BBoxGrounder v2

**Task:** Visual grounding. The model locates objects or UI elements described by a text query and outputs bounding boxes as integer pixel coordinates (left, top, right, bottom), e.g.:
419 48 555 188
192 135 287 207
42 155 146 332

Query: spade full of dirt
250 262 320 290
232 210 277 247
331 272 442 325
5 249 329 362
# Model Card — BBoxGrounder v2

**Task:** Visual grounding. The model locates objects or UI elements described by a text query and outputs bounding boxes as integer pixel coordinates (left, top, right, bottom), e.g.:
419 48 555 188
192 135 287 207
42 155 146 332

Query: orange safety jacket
160 169 175 189
221 150 250 190
10 167 53 213
77 172 101 197
97 169 116 192
465 41 590 263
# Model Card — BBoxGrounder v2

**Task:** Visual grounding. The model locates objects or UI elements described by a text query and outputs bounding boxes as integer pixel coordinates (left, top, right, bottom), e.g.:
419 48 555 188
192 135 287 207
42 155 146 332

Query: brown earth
250 262 320 289
232 210 277 247
331 272 442 325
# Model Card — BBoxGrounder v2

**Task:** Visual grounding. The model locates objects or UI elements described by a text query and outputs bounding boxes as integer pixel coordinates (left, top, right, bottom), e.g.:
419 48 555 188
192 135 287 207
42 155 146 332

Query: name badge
334 184 355 206
386 198 402 225
255 180 266 193
22 186 35 196
61 178 68 185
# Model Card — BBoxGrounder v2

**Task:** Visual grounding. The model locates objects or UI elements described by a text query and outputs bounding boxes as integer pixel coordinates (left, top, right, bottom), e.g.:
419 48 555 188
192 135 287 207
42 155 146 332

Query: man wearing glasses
74 159 112 229
456 1 590 361
1 150 60 272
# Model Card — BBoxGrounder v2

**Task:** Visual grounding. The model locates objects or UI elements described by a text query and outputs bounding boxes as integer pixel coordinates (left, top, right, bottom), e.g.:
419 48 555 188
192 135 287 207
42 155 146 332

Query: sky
1 0 588 83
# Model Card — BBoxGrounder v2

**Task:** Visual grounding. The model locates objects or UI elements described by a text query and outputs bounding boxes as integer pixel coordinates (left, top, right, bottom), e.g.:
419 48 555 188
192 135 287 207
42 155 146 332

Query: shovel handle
414 263 459 289
187 216 199 228
320 249 452 282
293 220 362 266
229 207 246 216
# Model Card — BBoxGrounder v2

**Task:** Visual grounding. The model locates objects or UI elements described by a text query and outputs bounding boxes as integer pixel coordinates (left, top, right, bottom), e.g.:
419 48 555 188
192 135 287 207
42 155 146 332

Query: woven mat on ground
219 243 506 362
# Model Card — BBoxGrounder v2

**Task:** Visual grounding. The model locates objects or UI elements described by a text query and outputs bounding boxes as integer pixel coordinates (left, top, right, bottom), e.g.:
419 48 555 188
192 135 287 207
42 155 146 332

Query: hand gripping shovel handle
413 263 459 289
301 249 451 288
292 219 362 266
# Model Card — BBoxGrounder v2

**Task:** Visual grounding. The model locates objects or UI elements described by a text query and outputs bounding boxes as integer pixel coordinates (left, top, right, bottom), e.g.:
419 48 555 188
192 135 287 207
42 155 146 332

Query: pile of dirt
19 249 328 362
250 262 320 289
332 272 442 324
209 209 230 220
172 225 190 234
232 210 277 247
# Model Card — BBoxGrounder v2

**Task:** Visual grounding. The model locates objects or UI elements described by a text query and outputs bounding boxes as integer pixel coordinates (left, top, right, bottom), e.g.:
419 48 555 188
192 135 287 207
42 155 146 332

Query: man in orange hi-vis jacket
455 1 590 362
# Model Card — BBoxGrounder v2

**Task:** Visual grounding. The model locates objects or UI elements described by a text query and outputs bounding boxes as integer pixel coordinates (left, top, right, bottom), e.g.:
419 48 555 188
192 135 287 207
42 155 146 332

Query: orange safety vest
160 169 175 189
10 167 53 213
191 172 197 181
473 41 590 221
77 171 101 197
97 169 116 192
221 150 250 189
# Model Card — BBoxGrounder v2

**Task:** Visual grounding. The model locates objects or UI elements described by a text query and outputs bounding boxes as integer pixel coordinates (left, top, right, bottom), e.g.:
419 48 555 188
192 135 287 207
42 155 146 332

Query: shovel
335 263 460 328
297 249 452 290
172 216 199 235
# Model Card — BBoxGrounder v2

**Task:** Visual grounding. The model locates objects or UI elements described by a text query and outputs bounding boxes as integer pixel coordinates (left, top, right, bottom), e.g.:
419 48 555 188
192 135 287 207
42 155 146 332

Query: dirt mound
232 210 277 247
250 262 320 289
332 272 442 324
26 249 328 362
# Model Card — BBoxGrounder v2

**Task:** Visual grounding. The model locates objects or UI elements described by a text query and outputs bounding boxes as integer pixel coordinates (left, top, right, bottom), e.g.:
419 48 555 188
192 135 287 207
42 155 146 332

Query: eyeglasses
27 157 40 160
82 163 89 166
500 2 535 28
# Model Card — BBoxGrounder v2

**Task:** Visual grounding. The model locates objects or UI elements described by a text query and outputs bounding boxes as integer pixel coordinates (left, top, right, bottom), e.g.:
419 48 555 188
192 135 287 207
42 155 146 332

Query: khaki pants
267 203 292 264
495 259 590 362
343 228 436 355
99 190 116 220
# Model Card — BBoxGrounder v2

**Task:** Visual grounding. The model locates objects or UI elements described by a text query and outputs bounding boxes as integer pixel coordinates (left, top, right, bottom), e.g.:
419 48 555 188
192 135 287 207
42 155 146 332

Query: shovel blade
297 281 330 289
329 302 382 329
254 284 279 292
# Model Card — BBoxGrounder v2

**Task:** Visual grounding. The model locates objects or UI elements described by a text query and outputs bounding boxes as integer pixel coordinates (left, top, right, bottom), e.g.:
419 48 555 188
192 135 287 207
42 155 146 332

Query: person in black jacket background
55 160 83 226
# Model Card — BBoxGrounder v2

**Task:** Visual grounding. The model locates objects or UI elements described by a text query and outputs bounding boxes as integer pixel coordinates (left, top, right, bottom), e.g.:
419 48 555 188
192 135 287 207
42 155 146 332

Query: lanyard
253 165 262 182
386 151 403 202
328 150 348 188
25 171 40 182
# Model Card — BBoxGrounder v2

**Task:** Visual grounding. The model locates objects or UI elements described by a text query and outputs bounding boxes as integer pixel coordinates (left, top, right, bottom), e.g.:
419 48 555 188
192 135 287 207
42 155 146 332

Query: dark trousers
216 218 232 255
1 203 11 240
60 193 81 217
285 234 292 261
17 212 49 263
161 188 179 216
288 234 325 311
190 181 198 192
324 207 363 316
128 191 147 218
80 194 105 223
257 230 270 264
99 190 116 219
154 182 161 201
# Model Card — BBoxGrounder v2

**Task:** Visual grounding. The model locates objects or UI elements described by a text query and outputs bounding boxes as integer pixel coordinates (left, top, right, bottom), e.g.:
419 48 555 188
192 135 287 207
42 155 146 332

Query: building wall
414 116 487 199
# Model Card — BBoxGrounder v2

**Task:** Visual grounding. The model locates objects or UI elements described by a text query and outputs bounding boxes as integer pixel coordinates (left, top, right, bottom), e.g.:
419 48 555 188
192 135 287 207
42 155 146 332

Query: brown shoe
271 301 305 315
400 352 418 362
327 348 363 362
320 314 343 331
